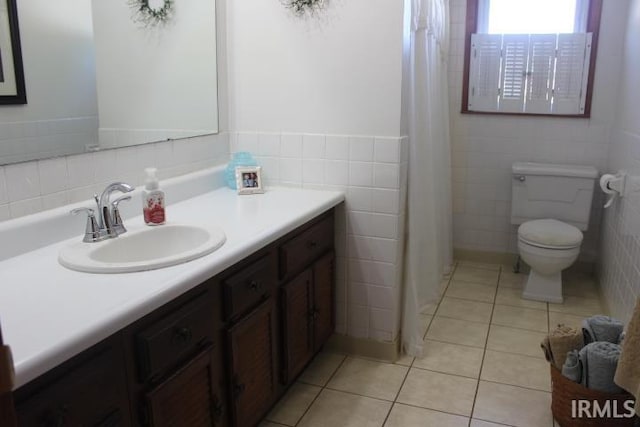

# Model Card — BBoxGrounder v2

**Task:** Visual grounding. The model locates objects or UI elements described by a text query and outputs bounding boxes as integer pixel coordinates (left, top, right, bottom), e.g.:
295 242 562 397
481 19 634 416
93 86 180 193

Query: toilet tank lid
512 162 598 178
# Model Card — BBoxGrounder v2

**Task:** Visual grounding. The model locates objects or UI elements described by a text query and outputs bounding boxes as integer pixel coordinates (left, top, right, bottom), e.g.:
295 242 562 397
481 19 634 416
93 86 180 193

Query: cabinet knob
307 240 318 249
248 280 263 292
42 404 69 427
173 327 193 345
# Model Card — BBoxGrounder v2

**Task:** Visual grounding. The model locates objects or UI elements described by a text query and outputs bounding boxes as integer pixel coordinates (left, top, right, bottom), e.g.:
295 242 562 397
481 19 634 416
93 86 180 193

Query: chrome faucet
96 182 134 238
71 182 134 242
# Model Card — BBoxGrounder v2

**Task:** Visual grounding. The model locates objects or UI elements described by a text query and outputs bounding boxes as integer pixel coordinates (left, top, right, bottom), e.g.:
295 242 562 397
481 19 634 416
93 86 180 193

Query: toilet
511 162 599 303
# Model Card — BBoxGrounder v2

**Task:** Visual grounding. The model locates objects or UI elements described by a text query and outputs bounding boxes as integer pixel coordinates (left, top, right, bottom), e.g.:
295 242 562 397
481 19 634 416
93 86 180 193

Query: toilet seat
518 219 583 250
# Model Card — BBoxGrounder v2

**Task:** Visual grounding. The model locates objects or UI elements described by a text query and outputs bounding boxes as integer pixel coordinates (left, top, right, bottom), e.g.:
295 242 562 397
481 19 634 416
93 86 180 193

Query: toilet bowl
517 219 583 303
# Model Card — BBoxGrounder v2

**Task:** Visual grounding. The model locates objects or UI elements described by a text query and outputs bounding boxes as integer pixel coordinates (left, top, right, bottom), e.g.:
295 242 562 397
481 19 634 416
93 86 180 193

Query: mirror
0 0 218 165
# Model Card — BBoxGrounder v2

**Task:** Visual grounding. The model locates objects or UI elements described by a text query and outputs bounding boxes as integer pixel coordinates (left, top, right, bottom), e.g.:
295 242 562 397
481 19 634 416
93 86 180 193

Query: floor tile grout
472 416 517 427
388 400 474 422
468 264 502 425
322 385 397 403
292 355 348 427
479 378 552 394
408 364 481 380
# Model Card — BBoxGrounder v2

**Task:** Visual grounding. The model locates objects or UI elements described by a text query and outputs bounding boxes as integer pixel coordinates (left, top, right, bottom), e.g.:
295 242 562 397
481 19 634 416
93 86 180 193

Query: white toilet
511 162 598 303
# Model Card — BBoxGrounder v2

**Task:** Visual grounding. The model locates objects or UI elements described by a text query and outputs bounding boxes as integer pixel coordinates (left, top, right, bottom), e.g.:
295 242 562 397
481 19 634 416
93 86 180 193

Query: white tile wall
232 132 408 342
448 0 627 260
598 0 640 323
0 133 230 221
0 117 98 164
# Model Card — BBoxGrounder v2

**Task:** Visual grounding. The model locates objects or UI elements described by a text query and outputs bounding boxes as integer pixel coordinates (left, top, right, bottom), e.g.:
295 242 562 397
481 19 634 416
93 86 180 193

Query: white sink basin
59 223 226 273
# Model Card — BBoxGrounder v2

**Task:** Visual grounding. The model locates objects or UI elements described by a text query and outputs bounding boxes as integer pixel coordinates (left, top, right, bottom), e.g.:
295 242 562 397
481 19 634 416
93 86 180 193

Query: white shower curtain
402 0 453 357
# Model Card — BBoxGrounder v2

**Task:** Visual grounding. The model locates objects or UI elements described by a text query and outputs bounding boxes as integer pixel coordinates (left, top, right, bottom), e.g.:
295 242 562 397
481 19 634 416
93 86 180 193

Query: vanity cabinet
11 208 336 427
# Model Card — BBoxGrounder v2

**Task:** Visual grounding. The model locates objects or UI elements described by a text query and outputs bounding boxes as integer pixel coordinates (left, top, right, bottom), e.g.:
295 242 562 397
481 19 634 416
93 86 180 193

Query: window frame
460 0 603 118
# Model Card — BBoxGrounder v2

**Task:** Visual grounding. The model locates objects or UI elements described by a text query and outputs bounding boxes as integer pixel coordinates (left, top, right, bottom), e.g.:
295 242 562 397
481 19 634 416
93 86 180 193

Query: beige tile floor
261 260 606 427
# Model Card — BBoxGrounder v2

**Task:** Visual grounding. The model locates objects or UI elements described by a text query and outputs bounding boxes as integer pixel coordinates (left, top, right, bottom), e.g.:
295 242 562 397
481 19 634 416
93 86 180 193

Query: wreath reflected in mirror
128 0 173 27
282 0 327 16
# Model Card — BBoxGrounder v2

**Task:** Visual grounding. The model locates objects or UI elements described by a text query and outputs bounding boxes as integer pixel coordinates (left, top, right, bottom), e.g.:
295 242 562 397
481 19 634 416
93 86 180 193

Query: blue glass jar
224 152 258 189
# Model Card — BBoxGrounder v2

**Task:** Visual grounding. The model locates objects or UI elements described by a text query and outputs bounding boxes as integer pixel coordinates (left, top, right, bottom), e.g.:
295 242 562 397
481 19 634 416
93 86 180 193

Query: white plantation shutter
467 32 592 115
499 35 529 112
553 33 591 114
525 34 556 114
468 34 502 112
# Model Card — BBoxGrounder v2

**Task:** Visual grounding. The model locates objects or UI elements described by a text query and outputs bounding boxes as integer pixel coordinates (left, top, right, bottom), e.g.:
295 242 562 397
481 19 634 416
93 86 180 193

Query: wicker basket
551 365 637 427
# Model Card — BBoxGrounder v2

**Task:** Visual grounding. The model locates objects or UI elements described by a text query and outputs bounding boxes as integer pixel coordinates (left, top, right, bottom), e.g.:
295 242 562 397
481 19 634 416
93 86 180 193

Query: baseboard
453 248 519 266
324 334 400 362
565 260 596 275
454 248 596 275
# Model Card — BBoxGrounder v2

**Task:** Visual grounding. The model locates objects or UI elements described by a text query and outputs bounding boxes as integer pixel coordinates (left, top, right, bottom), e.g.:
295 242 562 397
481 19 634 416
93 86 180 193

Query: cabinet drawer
279 214 334 279
16 344 130 427
136 294 213 382
222 253 277 321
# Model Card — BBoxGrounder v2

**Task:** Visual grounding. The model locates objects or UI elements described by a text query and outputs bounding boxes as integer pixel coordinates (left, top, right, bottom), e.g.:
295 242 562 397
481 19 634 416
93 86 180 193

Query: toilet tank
511 162 598 230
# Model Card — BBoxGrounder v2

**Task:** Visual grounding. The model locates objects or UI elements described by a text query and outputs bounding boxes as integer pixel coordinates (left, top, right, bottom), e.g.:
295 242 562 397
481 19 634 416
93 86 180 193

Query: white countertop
0 183 343 389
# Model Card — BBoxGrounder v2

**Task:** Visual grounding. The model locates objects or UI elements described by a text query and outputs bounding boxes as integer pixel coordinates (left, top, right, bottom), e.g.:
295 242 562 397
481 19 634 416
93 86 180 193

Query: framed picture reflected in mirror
0 0 25 104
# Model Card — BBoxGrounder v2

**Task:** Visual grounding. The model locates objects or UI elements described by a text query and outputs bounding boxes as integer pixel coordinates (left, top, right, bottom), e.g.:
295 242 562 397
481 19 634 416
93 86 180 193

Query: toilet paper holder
600 171 627 208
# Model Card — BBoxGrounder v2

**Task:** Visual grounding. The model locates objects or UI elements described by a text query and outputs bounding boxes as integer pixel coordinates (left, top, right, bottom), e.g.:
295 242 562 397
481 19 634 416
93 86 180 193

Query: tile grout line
292 355 348 427
380 355 413 426
479 378 552 394
468 264 502 426
428 317 547 334
472 416 518 427
322 385 397 403
381 262 458 426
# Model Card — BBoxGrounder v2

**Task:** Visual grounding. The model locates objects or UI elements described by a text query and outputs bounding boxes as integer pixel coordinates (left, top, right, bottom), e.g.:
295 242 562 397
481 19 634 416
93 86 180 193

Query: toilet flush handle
515 175 526 182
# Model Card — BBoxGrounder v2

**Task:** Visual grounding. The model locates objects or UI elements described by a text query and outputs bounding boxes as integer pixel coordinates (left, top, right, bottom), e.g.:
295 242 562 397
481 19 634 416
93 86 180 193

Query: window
478 0 588 34
461 0 602 117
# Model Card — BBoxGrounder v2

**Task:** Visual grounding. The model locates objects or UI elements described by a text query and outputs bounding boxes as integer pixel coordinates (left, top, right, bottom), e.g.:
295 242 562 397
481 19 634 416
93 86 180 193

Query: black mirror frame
0 0 26 105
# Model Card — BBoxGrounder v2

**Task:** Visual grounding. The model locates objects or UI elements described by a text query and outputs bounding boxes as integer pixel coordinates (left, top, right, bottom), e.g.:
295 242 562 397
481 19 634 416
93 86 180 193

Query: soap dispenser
142 168 165 225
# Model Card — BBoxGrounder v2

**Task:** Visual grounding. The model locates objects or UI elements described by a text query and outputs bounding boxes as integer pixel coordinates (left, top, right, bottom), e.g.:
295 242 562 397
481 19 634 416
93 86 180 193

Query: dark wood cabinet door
0 325 16 427
145 345 223 427
15 342 131 427
226 299 277 427
313 252 335 352
281 269 313 383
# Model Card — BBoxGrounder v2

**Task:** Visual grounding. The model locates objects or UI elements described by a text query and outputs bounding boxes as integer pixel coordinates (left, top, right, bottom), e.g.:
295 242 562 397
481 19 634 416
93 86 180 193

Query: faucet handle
111 195 132 235
71 207 102 243
111 195 132 208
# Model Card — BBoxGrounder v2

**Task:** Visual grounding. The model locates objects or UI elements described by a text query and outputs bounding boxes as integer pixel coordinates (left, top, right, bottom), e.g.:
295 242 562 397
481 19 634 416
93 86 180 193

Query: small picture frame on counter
235 166 264 194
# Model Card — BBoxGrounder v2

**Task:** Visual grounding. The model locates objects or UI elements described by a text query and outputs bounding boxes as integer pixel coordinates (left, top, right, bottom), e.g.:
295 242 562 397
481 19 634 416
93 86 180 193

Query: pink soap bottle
142 168 166 225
